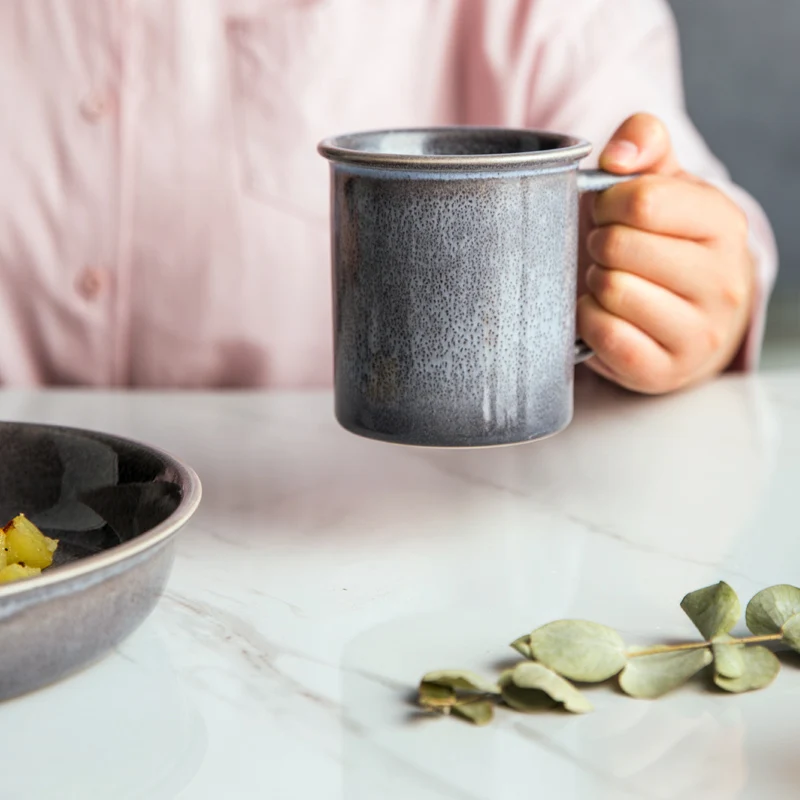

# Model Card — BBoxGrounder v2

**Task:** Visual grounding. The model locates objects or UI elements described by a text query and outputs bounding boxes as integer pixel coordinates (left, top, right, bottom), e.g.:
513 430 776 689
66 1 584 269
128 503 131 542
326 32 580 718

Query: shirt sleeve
465 0 778 370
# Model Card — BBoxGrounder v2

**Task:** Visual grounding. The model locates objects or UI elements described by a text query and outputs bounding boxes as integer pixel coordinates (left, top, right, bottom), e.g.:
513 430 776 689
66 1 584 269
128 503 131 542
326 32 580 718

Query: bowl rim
0 422 202 599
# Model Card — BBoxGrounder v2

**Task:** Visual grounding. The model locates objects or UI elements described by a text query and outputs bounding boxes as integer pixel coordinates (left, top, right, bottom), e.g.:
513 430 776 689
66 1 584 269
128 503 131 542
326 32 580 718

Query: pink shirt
0 0 777 387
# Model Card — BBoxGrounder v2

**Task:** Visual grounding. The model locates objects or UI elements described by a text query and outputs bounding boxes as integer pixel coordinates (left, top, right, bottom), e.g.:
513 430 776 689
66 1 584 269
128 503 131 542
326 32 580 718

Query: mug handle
573 169 642 364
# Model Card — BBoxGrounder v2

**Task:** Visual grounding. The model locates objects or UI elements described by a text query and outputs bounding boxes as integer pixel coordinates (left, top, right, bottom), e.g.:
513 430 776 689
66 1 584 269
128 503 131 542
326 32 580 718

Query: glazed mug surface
318 127 634 447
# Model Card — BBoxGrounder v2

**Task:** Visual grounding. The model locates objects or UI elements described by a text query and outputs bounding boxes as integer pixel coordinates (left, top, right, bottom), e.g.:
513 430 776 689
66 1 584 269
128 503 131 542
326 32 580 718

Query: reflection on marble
341 611 772 800
0 624 206 800
0 372 798 799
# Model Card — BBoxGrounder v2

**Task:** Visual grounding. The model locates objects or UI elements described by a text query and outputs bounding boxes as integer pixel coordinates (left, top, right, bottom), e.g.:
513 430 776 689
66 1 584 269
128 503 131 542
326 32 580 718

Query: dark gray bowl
0 422 201 701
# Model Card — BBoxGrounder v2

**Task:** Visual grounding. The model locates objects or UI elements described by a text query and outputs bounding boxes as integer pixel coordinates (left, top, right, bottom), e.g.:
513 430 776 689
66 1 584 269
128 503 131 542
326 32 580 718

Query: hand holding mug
579 113 756 394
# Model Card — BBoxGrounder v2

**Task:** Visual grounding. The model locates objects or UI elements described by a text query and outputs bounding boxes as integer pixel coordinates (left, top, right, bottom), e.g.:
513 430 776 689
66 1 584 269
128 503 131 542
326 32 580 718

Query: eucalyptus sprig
418 582 800 725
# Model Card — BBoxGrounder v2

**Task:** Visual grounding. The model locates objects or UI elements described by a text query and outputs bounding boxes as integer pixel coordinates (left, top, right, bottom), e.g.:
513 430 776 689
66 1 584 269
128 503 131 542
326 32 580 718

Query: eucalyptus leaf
619 648 712 699
498 668 559 711
510 635 533 659
421 670 501 695
780 613 800 652
419 681 456 709
500 681 560 712
711 635 744 679
452 700 494 726
529 620 627 682
714 646 780 693
745 584 800 635
680 581 740 640
501 662 592 714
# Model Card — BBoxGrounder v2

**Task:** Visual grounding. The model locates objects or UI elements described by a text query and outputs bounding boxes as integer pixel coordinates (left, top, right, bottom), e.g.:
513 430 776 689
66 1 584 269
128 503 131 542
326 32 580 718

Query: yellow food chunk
4 514 58 570
0 532 6 570
0 564 41 583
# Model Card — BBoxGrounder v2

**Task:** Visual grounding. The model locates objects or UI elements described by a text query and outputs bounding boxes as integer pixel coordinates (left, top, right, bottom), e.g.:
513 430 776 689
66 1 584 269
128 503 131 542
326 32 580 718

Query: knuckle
616 340 643 374
723 194 750 238
627 178 660 228
598 226 628 266
721 278 748 310
596 319 637 368
704 322 724 353
594 320 621 357
591 267 627 311
710 188 749 244
717 260 751 309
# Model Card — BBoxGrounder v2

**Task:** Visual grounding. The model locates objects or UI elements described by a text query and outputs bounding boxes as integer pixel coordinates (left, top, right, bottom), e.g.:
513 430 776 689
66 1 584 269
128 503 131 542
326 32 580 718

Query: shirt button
76 267 108 300
79 93 110 123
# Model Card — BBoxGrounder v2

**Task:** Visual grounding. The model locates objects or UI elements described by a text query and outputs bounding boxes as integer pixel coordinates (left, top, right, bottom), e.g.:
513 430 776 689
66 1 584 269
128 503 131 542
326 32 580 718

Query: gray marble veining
0 373 795 799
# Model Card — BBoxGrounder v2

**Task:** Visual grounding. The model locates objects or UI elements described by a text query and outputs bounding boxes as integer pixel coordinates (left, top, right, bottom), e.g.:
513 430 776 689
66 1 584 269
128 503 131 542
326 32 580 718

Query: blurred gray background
667 0 800 365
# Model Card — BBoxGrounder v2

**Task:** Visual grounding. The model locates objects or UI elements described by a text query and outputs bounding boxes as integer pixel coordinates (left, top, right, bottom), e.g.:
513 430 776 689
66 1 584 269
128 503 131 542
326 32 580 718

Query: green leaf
420 670 501 695
452 699 494 726
510 635 533 659
619 648 713 699
500 681 559 712
745 584 800 635
529 620 627 682
418 682 456 710
781 613 800 652
419 669 499 713
711 634 744 679
680 581 741 640
498 669 558 711
714 646 780 693
501 662 592 714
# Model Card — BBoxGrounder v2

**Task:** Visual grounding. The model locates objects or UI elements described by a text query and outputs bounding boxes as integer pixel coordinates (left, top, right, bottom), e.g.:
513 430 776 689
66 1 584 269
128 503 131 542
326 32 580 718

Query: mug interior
319 127 591 170
333 129 573 157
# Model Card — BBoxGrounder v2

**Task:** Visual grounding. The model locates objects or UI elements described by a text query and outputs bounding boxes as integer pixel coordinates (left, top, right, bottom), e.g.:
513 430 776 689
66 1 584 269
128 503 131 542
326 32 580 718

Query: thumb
599 113 683 177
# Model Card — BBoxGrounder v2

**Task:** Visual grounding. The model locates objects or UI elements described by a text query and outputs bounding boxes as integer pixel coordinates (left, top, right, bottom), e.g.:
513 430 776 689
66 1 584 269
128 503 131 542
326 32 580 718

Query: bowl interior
0 423 184 567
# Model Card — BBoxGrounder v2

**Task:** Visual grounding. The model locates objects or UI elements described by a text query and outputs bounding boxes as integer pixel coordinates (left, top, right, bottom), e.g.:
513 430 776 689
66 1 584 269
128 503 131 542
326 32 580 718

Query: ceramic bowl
0 422 201 700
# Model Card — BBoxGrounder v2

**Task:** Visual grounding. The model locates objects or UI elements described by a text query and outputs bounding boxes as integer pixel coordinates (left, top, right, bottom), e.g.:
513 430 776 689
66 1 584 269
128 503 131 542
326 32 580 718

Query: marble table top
1 371 799 800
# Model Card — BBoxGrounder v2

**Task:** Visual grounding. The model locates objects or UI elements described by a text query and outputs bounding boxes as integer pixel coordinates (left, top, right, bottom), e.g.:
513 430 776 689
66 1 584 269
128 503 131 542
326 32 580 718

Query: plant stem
629 641 711 658
628 632 783 658
736 633 785 645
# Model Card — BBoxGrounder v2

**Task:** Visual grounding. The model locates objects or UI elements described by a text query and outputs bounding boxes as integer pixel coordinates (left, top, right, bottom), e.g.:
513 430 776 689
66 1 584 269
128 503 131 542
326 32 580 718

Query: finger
587 224 712 301
584 355 622 385
585 264 701 353
599 113 682 177
593 175 740 241
577 294 673 394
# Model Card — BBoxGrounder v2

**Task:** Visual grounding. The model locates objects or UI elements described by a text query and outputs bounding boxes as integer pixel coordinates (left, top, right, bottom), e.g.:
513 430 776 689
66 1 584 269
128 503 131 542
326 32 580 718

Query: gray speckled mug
318 127 634 448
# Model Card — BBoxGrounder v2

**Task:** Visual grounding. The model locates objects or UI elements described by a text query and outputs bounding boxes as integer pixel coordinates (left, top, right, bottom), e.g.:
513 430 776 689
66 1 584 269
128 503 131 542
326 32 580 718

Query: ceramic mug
318 127 636 448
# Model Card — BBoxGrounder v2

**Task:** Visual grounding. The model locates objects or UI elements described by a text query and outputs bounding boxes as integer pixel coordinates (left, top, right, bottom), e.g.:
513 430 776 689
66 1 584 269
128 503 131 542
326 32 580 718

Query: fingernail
604 140 639 168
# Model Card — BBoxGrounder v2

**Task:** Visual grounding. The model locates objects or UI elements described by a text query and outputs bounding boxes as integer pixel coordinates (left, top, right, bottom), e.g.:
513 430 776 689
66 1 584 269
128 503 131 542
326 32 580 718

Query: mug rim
318 126 592 170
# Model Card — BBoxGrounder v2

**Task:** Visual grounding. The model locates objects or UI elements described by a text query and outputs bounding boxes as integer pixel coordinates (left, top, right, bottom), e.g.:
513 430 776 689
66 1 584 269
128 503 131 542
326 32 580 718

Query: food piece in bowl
0 563 42 583
4 514 58 570
0 515 59 583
